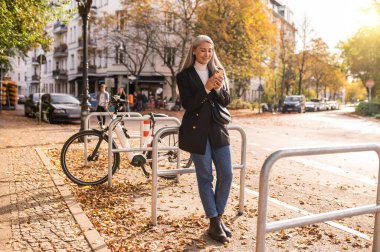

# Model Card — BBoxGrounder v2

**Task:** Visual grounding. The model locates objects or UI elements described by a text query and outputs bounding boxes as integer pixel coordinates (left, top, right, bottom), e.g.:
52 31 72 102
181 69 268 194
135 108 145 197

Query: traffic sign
366 79 375 89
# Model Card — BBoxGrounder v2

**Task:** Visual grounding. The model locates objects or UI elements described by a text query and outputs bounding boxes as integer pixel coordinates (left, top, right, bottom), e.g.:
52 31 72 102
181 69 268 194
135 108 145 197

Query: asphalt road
231 106 380 249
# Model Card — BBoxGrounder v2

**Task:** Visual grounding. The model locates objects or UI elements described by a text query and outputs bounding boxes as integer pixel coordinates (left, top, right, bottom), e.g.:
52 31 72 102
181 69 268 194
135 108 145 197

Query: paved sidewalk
0 108 103 251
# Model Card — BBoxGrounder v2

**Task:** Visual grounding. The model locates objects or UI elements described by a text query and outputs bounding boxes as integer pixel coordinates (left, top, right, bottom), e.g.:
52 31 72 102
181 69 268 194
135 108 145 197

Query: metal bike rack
256 144 380 252
107 116 181 187
151 125 247 225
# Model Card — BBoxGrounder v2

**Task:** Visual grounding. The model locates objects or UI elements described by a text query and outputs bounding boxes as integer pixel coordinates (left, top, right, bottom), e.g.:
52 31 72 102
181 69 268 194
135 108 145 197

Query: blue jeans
191 140 233 218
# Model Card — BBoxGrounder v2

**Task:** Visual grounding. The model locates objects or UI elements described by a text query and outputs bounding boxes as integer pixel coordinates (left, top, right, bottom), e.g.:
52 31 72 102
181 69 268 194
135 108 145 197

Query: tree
96 0 155 78
0 0 70 56
279 30 296 97
340 26 380 99
195 0 276 97
307 38 332 99
295 17 314 95
149 0 202 100
345 81 367 103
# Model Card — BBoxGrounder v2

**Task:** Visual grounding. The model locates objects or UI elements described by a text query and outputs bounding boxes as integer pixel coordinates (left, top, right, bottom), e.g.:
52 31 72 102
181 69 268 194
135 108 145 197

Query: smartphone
214 69 224 78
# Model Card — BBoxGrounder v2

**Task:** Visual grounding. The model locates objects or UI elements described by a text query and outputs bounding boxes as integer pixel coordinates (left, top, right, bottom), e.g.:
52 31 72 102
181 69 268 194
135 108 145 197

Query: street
1 105 379 251
230 106 380 250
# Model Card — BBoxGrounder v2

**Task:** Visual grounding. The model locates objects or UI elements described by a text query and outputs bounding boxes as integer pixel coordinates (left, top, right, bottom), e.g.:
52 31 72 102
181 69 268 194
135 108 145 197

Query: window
164 47 176 66
24 72 27 81
98 51 102 68
18 73 20 81
70 54 75 70
104 48 108 67
115 46 124 64
115 46 119 63
165 12 176 32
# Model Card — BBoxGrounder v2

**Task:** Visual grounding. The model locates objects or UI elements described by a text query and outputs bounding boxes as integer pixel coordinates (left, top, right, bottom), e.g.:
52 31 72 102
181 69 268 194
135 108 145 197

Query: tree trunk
171 76 177 101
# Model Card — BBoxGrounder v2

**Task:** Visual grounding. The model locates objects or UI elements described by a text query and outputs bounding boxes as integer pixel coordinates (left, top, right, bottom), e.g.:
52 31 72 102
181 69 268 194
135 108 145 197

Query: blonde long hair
181 35 229 90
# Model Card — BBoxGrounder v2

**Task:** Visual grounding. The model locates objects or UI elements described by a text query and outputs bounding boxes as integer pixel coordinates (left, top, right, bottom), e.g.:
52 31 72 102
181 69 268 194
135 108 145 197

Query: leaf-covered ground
45 146 373 251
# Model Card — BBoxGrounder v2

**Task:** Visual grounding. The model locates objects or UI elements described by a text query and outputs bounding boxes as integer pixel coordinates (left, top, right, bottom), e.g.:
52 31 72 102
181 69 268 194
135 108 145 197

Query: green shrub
228 99 253 110
375 114 380 119
355 102 380 116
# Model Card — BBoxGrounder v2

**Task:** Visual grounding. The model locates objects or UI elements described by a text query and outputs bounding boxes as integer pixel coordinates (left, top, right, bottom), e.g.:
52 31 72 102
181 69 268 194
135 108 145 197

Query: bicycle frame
107 115 182 186
112 114 154 162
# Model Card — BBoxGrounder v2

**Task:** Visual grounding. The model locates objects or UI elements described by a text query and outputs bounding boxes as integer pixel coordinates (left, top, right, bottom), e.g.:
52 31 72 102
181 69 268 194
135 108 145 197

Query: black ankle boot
208 217 228 243
219 215 232 238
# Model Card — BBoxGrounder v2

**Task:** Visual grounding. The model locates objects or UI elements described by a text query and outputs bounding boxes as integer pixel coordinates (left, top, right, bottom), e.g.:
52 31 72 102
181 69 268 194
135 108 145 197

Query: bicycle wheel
147 131 192 176
60 130 120 186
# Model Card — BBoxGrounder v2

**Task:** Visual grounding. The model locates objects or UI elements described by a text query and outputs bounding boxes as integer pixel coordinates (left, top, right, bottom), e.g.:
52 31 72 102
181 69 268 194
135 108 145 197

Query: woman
116 87 127 112
176 35 232 243
96 83 109 126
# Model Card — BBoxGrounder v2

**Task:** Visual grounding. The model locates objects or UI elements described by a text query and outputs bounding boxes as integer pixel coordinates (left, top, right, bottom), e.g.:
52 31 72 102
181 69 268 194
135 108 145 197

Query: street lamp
257 83 264 114
127 75 137 112
77 0 93 131
36 54 46 124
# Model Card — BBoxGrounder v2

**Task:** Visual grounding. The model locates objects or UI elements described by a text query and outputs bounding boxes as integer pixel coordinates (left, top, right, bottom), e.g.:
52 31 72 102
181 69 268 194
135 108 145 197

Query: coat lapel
189 66 208 94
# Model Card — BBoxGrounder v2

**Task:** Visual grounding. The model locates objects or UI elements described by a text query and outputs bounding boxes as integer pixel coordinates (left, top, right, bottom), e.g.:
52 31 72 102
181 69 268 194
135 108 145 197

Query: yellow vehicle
0 78 17 110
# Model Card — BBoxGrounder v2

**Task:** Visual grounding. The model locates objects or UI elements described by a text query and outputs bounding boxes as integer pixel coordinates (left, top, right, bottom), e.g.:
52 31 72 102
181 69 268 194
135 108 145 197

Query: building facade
9 0 295 106
10 0 172 103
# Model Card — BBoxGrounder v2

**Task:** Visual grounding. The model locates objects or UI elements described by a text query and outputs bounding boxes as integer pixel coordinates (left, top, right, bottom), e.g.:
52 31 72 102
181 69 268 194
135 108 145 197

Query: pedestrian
142 92 148 111
116 87 126 112
96 83 109 127
176 35 232 243
136 90 144 112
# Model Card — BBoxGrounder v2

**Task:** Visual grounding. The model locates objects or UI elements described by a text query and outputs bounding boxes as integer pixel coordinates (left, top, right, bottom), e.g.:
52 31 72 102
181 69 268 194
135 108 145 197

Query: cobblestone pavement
0 108 93 251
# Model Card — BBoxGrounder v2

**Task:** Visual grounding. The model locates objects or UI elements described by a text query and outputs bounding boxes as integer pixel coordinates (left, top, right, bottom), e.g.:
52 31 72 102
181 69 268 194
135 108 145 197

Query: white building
11 0 172 102
10 0 295 104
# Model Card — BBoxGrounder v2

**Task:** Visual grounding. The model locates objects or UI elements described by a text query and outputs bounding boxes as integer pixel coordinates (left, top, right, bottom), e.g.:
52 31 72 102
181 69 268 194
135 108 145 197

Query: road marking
246 141 377 186
291 157 377 186
233 184 371 241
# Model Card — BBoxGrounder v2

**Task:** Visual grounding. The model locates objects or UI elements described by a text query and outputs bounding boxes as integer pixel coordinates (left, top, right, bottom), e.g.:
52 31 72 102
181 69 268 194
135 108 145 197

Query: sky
281 0 378 52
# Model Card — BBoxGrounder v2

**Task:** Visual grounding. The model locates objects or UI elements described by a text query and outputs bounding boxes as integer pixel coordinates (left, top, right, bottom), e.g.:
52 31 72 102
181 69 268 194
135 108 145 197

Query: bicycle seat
151 113 168 118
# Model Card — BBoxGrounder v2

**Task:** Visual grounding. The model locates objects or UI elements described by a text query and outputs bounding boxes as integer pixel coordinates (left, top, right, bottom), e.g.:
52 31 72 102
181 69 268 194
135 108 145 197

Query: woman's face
193 41 213 65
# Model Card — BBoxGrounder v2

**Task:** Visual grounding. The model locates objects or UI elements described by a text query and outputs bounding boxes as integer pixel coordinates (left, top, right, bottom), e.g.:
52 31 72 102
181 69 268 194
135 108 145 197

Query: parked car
305 101 317 112
17 94 26 104
24 93 44 117
326 100 339 110
282 95 306 113
318 100 328 111
40 93 81 123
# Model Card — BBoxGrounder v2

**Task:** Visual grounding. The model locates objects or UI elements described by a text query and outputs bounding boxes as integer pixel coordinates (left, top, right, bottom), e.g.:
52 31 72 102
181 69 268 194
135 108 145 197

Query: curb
35 148 110 252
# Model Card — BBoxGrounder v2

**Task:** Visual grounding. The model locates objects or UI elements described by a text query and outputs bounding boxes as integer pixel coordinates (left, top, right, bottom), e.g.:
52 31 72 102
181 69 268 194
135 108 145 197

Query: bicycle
60 95 192 186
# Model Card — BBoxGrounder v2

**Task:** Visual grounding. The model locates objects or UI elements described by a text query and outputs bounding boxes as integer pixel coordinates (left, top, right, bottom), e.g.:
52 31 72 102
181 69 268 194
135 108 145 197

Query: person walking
176 35 232 243
96 83 109 126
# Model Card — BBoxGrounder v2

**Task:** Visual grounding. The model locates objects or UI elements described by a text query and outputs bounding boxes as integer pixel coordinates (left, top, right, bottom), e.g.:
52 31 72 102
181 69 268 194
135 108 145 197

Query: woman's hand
205 74 224 91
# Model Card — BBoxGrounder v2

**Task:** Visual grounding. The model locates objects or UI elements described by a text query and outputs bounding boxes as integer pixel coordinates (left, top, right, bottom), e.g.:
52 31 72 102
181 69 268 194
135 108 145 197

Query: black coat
177 66 231 155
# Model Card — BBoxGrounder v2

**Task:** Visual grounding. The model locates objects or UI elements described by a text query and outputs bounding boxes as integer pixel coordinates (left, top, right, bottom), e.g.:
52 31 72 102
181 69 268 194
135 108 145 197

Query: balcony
53 21 68 34
53 44 68 58
31 57 40 66
77 64 97 74
31 74 40 84
52 69 68 80
78 37 97 50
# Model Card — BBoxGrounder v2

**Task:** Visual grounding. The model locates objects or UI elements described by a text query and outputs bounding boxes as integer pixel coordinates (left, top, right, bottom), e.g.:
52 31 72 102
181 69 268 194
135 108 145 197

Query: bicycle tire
146 131 192 175
60 130 120 186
